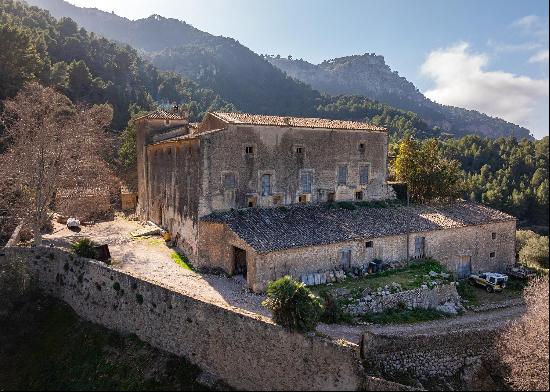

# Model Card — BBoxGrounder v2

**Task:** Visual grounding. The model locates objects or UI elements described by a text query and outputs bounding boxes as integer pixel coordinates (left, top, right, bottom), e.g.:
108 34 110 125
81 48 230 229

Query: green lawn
313 259 449 302
360 307 451 325
170 251 194 271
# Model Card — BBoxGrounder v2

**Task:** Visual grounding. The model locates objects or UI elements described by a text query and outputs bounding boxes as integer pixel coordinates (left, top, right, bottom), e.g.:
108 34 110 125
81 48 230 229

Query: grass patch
456 280 480 307
361 307 451 325
170 251 193 271
313 259 449 302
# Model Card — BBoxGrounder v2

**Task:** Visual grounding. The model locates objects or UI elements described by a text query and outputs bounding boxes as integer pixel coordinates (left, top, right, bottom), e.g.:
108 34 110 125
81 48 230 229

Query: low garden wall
349 283 463 315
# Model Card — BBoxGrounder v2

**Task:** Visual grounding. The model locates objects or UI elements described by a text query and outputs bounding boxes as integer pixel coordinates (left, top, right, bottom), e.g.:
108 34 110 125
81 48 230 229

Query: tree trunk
33 219 42 246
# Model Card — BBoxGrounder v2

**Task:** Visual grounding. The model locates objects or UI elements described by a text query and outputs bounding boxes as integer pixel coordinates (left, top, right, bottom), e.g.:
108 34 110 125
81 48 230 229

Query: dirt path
317 302 526 343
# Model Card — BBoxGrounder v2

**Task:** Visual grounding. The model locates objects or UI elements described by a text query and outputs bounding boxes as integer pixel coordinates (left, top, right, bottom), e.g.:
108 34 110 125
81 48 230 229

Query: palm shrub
262 276 323 332
71 238 97 259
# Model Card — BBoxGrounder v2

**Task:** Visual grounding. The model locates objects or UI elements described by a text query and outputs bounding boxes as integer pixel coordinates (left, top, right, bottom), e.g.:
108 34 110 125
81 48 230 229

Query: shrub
519 235 549 269
498 276 549 391
516 230 539 254
71 238 97 259
262 276 323 332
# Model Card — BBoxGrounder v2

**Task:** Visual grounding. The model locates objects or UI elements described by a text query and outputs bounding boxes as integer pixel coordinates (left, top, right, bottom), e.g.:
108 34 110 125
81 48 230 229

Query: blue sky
67 0 549 138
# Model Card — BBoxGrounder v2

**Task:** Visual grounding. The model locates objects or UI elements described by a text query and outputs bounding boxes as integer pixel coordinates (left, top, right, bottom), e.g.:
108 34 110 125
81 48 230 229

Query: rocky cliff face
268 54 532 139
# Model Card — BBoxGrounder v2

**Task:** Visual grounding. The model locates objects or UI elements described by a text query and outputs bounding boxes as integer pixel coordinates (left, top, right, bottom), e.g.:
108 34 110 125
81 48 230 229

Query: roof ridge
211 111 386 132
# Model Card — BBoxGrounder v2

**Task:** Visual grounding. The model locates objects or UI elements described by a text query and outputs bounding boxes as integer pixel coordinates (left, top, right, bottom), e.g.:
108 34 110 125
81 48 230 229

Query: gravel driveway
43 216 270 318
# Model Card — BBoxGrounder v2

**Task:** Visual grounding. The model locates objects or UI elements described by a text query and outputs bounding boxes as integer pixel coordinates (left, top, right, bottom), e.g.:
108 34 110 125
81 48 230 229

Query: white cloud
529 49 549 63
513 15 542 30
421 42 549 137
512 15 549 39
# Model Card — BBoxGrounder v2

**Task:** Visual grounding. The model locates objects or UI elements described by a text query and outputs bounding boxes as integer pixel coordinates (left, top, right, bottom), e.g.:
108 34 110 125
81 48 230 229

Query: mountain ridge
22 0 532 139
266 54 532 139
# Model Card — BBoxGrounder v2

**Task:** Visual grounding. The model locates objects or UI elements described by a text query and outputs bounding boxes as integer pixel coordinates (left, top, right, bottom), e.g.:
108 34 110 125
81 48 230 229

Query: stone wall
1 247 365 391
361 326 507 390
143 139 203 255
349 284 462 315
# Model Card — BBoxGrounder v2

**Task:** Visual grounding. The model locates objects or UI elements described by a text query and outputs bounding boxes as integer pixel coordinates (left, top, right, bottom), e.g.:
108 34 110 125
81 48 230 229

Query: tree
394 137 463 202
0 83 115 244
262 276 323 332
498 276 549 391
519 236 549 269
0 25 42 99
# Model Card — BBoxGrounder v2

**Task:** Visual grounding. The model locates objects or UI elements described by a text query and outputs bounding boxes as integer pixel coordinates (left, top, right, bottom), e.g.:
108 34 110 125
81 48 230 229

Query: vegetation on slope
0 295 209 391
391 136 549 230
0 0 234 129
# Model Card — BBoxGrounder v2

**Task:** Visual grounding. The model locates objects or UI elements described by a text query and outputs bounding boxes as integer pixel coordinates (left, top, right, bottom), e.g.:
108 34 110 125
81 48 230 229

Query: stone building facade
137 111 395 255
137 110 516 292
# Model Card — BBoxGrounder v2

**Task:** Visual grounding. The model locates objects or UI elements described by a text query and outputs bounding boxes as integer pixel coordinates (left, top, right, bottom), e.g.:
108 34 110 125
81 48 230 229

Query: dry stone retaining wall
361 326 506 390
1 246 365 391
349 283 462 315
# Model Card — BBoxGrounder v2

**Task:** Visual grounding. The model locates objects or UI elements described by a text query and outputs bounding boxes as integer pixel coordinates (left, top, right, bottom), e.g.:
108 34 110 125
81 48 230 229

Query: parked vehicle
506 265 536 280
468 272 509 293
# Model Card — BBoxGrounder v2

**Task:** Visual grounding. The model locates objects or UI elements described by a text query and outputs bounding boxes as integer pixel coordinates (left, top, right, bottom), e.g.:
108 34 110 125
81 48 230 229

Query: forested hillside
390 136 549 230
25 0 532 139
0 0 443 140
0 0 234 129
444 136 549 229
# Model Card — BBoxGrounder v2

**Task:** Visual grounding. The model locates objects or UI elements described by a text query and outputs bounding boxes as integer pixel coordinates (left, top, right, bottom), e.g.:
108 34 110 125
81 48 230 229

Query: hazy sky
66 0 549 138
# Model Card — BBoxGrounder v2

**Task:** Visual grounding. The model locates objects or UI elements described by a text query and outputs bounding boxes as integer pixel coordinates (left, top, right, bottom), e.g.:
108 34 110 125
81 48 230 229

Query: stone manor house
136 110 516 292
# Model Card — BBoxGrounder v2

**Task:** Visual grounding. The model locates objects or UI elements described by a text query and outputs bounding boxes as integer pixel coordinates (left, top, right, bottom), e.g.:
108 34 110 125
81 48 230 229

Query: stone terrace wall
1 246 364 391
350 284 461 315
361 326 506 390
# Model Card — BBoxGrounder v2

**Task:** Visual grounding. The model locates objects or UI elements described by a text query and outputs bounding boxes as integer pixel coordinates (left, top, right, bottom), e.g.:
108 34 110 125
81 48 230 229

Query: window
223 173 236 189
355 191 363 200
327 192 336 202
245 146 254 155
298 194 308 204
296 146 304 154
300 171 313 193
261 174 271 196
359 164 370 185
337 165 348 185
490 252 496 258
365 241 373 248
492 232 497 240
359 143 365 152
164 119 170 126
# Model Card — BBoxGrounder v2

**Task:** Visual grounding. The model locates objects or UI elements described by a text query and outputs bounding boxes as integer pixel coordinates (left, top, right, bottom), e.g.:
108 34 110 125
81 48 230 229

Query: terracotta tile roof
135 109 187 121
201 202 515 253
211 112 387 132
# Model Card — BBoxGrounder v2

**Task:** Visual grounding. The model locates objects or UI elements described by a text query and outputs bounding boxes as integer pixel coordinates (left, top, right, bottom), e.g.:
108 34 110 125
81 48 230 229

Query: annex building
136 110 516 292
